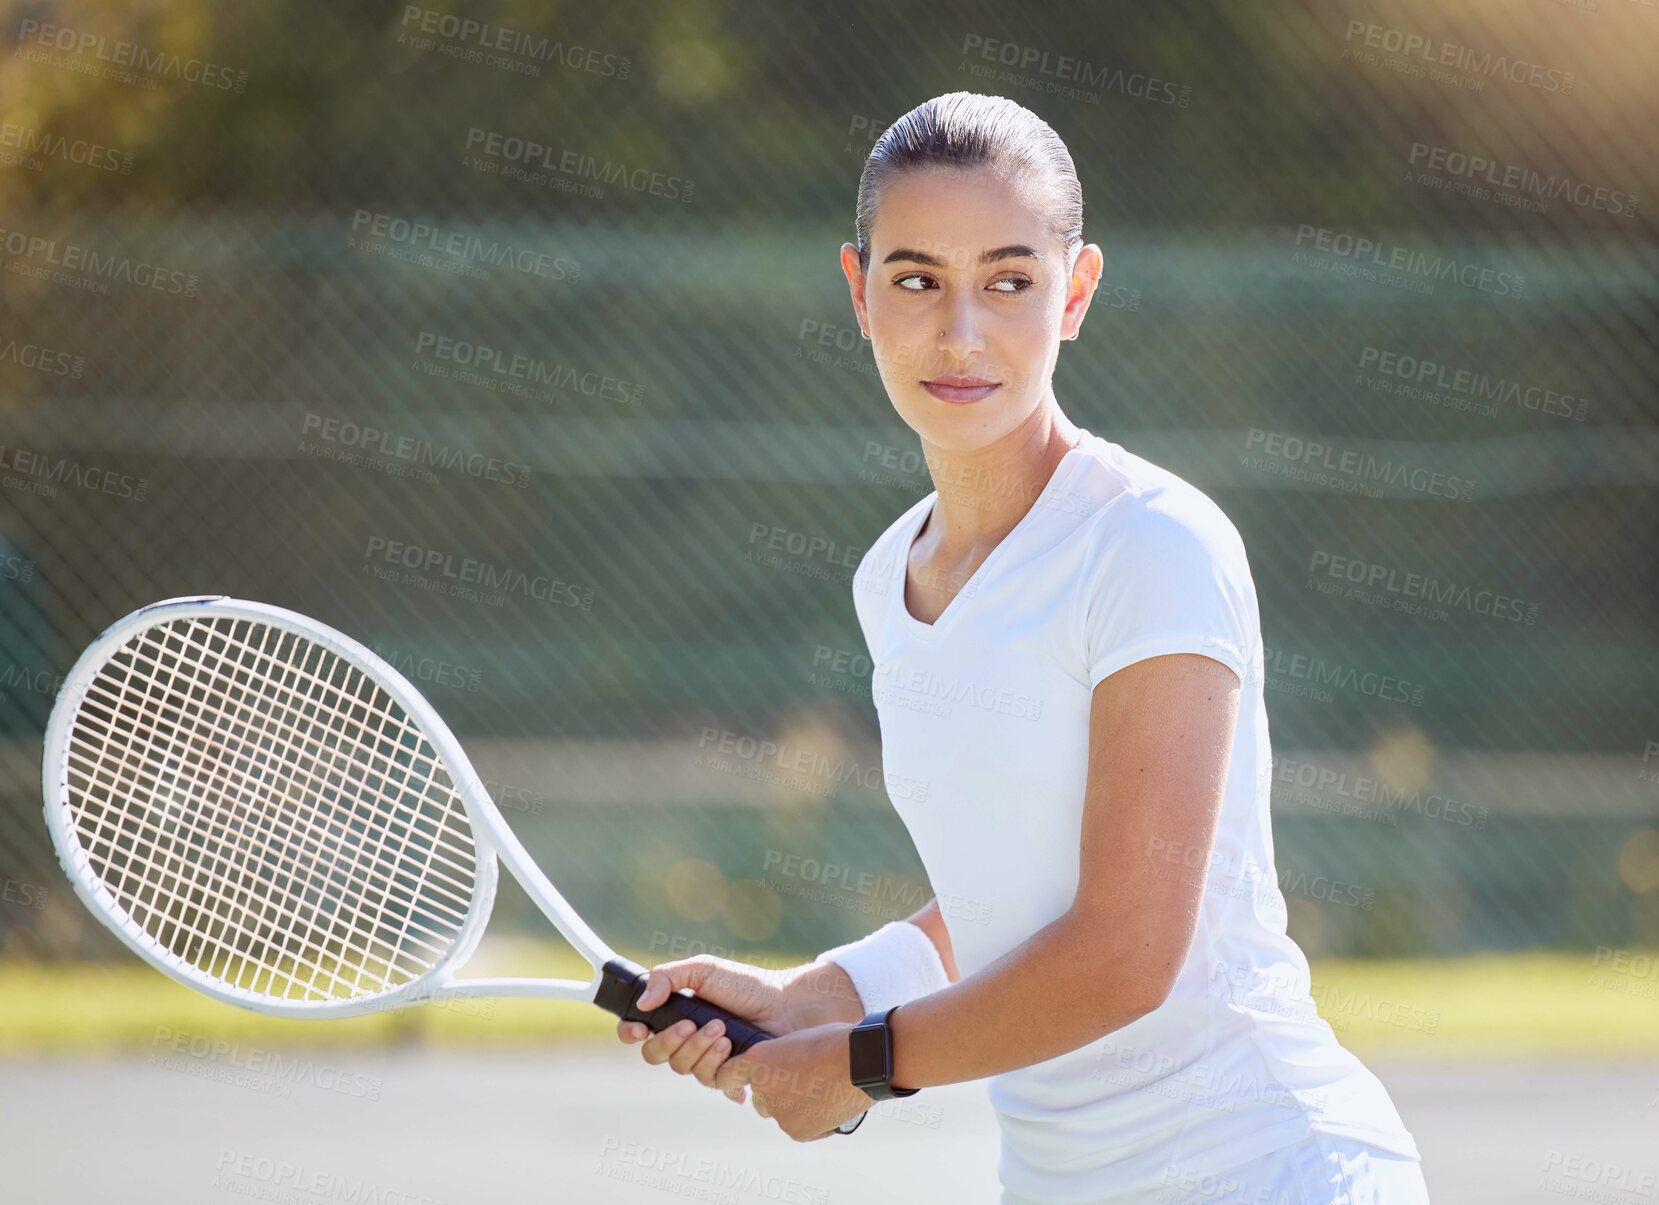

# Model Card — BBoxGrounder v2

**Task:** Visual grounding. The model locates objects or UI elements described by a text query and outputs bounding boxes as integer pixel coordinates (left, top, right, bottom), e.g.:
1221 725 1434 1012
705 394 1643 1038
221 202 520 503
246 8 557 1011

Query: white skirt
999 1132 1431 1204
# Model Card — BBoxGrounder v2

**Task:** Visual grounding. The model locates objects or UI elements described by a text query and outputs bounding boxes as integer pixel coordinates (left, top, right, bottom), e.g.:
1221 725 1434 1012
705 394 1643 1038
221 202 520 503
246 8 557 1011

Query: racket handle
597 956 774 1051
597 957 867 1137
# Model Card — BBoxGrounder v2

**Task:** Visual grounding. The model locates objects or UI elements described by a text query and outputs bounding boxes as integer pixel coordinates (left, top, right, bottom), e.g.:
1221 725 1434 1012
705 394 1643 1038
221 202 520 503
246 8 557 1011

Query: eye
893 273 1033 293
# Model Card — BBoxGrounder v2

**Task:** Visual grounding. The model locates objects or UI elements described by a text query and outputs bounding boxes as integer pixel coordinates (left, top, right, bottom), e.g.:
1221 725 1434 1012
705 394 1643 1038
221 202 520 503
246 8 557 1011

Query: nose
935 294 985 356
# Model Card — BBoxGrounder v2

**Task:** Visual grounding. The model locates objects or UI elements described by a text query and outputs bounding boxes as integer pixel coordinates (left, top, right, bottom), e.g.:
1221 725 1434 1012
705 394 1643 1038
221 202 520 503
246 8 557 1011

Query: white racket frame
43 595 622 1019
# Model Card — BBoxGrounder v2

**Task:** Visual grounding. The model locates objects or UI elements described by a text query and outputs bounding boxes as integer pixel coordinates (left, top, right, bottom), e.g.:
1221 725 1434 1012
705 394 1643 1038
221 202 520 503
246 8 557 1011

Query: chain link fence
1 0 1656 979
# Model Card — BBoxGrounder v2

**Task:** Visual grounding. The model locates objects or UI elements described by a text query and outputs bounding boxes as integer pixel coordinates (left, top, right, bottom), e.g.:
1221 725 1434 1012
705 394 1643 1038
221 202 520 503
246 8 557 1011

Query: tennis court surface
4 1050 1653 1203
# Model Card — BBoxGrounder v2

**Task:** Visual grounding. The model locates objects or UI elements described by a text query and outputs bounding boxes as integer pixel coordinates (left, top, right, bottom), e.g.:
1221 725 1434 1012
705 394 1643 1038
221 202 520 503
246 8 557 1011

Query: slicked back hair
855 92 1084 276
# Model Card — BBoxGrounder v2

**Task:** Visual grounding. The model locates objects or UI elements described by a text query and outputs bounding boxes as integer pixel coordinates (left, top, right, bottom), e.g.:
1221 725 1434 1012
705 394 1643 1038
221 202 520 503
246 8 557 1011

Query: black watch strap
849 1005 920 1102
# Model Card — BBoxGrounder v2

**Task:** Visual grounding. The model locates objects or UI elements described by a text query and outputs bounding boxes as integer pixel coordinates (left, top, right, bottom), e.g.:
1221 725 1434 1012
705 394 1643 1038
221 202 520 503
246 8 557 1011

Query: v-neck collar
893 435 1094 640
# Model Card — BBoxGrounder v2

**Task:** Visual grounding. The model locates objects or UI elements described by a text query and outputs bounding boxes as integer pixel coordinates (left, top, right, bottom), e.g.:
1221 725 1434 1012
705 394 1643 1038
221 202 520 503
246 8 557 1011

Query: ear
1061 242 1104 341
840 242 871 338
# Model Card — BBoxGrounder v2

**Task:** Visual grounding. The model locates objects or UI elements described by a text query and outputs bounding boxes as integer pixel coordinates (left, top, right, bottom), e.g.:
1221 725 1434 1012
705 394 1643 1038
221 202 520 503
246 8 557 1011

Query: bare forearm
888 907 1162 1089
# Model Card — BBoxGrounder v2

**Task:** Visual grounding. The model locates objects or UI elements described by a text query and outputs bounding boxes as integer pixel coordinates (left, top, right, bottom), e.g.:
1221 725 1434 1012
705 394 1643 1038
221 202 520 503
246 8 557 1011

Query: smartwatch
848 1005 920 1101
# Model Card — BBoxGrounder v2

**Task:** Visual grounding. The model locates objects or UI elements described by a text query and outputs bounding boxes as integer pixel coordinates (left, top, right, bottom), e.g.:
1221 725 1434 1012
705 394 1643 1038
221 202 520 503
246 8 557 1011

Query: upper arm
1068 490 1256 1002
906 896 961 983
1071 653 1240 1003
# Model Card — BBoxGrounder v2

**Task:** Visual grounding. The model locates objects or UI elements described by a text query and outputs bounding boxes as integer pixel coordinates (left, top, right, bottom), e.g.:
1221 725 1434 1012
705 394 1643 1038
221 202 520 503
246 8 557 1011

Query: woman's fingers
615 956 784 1097
631 956 780 1022
635 959 715 1012
633 1017 733 1079
637 1018 698 1066
686 1028 734 1087
666 1017 728 1078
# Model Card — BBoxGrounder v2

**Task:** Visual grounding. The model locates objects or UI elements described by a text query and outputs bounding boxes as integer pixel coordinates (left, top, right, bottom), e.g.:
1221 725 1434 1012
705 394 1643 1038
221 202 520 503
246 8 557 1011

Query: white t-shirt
850 430 1419 1202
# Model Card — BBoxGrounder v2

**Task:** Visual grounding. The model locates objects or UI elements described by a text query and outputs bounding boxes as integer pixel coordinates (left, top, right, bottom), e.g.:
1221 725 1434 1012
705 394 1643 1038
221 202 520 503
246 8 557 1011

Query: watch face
848 1022 888 1086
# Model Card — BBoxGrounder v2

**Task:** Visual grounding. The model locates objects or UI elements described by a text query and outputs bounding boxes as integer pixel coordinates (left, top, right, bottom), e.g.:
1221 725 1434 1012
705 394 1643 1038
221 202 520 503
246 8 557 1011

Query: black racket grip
597 956 773 1052
597 957 867 1136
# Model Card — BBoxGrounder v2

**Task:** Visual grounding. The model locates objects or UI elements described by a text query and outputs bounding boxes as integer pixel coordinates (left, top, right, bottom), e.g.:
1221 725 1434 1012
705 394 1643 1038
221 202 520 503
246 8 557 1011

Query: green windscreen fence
1 0 1655 966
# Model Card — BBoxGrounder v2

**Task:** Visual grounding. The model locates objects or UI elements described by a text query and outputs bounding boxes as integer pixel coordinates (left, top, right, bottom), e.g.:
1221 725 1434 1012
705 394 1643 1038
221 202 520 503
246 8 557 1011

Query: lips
921 377 1002 405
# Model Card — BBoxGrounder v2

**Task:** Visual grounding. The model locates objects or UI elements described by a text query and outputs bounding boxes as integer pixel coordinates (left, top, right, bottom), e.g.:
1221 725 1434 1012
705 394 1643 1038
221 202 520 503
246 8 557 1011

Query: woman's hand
615 957 864 1104
714 1022 871 1141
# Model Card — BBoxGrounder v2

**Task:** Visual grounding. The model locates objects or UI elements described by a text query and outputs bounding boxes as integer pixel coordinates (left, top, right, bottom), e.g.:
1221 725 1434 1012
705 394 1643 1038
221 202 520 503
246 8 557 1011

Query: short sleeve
850 538 891 657
1079 489 1256 689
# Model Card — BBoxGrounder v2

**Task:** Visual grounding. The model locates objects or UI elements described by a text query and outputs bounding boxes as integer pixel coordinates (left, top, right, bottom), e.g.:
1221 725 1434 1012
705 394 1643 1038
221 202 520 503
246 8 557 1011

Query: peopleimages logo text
0 226 198 295
363 537 594 609
1342 22 1575 93
1357 347 1588 421
1307 551 1539 624
398 7 632 78
463 129 692 202
14 19 250 91
1408 144 1636 217
959 34 1191 107
302 414 530 486
349 209 580 282
0 122 133 172
1244 430 1474 501
413 332 643 406
1293 225 1523 297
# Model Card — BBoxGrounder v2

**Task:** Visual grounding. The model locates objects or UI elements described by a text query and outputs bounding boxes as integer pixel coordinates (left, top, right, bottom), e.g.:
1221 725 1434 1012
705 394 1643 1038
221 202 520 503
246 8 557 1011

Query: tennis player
619 92 1429 1204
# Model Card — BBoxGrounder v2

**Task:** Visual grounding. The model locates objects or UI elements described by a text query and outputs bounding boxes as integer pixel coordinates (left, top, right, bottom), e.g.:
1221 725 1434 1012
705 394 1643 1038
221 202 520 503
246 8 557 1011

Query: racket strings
63 615 480 1002
66 660 461 989
72 621 411 999
71 625 366 989
164 622 454 992
174 619 475 994
73 617 471 995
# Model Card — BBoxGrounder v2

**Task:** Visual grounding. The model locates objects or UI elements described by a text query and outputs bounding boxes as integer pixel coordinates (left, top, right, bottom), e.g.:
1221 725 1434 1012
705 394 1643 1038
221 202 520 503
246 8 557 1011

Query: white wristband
818 920 950 1016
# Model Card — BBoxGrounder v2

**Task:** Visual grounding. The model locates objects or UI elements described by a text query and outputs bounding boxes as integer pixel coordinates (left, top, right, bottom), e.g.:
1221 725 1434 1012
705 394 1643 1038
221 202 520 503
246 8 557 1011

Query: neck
919 407 1085 549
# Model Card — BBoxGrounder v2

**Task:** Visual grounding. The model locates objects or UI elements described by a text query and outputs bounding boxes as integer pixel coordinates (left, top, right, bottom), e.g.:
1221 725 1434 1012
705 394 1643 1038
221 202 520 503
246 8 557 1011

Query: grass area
0 941 617 1055
1 947 1654 1056
1305 952 1658 1056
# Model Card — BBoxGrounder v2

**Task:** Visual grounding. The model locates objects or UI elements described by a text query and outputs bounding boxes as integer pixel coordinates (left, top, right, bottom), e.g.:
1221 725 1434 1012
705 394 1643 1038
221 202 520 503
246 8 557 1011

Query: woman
618 92 1428 1204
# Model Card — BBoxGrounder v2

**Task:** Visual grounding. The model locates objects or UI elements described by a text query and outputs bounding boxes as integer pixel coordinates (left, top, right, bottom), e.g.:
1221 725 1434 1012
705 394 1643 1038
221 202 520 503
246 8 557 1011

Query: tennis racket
42 595 865 1134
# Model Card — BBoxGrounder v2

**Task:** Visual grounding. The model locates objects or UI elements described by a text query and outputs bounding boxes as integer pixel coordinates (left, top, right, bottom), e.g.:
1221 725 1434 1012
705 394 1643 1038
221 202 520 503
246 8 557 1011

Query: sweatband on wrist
818 920 950 1015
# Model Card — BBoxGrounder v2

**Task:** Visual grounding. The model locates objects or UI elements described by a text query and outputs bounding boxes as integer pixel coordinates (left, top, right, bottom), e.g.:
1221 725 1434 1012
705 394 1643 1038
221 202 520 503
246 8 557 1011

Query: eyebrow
880 244 1042 268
